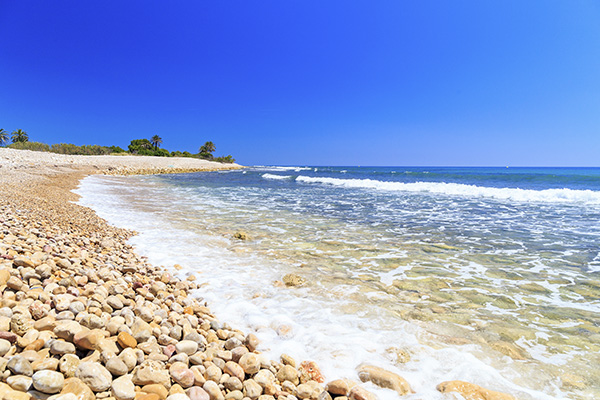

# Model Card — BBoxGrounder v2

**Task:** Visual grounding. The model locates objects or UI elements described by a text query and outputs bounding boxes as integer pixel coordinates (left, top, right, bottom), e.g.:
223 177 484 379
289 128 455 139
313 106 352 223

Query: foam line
295 176 600 204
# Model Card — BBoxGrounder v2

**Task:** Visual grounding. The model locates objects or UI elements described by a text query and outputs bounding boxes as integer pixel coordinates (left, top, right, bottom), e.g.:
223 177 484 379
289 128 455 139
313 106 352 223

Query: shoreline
0 149 516 400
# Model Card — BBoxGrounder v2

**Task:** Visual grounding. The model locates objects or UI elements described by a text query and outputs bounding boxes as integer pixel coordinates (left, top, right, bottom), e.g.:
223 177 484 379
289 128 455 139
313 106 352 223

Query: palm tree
199 141 215 154
199 141 216 160
11 129 29 143
150 135 163 150
0 129 8 147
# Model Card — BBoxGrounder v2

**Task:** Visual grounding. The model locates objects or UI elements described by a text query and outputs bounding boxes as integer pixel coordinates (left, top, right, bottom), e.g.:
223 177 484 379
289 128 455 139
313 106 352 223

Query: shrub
8 141 50 152
109 145 126 153
50 143 114 155
214 155 236 163
128 139 153 154
128 139 171 156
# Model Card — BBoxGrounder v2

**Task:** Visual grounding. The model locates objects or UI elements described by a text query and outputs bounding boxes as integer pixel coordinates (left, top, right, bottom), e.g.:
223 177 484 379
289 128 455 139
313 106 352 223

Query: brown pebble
117 331 137 348
25 338 45 351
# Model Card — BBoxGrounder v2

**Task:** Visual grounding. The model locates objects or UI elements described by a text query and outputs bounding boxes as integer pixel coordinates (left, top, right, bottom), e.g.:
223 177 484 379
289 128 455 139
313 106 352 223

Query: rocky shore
0 148 515 400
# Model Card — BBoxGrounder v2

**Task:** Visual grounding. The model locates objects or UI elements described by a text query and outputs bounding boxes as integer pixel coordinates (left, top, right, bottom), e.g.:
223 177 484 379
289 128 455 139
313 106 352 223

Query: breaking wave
294 176 600 204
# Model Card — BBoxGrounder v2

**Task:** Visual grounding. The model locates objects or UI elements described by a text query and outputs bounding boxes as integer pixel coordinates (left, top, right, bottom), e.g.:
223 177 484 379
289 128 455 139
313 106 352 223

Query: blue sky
1 1 599 166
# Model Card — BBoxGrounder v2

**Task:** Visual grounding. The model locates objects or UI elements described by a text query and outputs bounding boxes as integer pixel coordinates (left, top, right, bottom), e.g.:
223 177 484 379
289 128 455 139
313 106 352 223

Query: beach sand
0 148 513 400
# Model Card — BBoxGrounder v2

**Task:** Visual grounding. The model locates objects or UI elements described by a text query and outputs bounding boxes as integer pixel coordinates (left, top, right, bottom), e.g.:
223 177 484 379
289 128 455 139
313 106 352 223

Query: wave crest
295 176 600 204
262 173 293 180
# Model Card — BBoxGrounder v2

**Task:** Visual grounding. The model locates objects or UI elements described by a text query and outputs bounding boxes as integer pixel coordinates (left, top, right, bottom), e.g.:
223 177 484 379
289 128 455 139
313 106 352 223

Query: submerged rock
436 380 515 400
282 274 306 287
233 231 248 240
357 365 412 395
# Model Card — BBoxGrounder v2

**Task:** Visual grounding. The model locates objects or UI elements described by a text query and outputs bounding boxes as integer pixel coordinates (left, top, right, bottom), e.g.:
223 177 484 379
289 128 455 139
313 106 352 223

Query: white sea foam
255 166 312 172
295 176 600 204
262 173 294 180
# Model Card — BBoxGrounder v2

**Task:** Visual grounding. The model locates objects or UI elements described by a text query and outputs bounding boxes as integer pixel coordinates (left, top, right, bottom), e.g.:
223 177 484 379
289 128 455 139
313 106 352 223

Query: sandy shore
0 148 513 400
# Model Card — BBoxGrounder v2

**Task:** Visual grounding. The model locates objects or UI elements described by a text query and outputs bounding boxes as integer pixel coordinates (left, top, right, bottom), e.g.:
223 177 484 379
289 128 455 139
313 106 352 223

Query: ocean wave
255 166 312 172
262 173 293 180
295 176 600 204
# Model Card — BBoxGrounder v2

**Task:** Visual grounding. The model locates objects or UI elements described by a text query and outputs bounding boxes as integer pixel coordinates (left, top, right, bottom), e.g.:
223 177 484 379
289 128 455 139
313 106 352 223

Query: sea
75 166 600 400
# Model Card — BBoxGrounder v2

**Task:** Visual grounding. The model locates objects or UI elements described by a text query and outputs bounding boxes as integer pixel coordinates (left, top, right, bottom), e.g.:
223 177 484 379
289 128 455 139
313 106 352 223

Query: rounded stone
175 340 198 355
106 356 129 376
107 296 124 310
32 370 65 394
7 355 34 376
7 375 33 391
131 319 152 343
204 364 222 383
239 353 260 375
166 394 191 400
0 338 11 356
203 380 224 400
225 377 243 391
170 362 195 388
59 354 80 378
50 340 76 355
119 348 138 372
112 375 136 400
224 361 245 381
132 360 171 387
75 361 113 392
254 370 275 388
117 331 137 348
276 365 299 385
243 379 263 399
61 377 95 400
188 386 211 400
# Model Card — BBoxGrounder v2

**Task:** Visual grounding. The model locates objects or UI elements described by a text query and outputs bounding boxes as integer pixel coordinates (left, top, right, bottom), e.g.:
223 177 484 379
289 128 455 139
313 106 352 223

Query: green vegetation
51 143 126 155
170 151 194 157
128 138 171 157
0 129 8 146
8 141 50 151
0 128 236 163
214 155 236 163
151 135 163 150
11 129 29 143
199 141 216 159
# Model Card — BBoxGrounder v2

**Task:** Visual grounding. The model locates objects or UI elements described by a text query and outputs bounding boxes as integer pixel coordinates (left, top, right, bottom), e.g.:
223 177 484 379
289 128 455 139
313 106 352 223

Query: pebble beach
0 148 517 400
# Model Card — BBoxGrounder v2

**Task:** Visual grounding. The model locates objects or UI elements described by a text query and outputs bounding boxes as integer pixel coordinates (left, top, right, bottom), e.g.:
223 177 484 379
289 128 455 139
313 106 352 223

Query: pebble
59 354 80 378
32 370 65 393
7 375 33 391
188 386 211 400
50 340 77 355
106 356 129 376
357 364 412 395
224 361 245 381
175 340 198 355
75 362 113 392
117 331 137 348
112 375 136 400
170 362 195 387
244 379 263 399
7 355 34 376
239 354 260 375
0 338 11 356
276 365 299 385
132 360 171 387
203 380 225 400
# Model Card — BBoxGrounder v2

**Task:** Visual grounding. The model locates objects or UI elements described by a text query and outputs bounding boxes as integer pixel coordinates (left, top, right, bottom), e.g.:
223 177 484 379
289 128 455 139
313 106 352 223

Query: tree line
0 129 235 163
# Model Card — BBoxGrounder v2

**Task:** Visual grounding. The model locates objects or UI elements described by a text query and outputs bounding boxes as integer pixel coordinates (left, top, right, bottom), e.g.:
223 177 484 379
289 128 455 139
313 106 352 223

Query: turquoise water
78 166 600 400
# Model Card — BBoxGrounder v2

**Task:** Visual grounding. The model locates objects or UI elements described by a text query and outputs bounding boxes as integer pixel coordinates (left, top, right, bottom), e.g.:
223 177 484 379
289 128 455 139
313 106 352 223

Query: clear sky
1 1 599 166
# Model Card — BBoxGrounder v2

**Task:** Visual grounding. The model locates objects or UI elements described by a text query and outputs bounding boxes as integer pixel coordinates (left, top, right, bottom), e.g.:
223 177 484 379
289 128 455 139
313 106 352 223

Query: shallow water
76 166 600 400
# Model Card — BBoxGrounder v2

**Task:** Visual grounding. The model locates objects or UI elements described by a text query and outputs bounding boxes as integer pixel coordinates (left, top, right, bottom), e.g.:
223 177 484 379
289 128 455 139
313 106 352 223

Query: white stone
32 370 65 394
